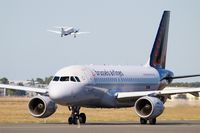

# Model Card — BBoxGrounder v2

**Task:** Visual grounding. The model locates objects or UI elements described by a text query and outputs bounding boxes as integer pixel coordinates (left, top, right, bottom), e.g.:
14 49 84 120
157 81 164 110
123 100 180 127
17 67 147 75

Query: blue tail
149 11 170 69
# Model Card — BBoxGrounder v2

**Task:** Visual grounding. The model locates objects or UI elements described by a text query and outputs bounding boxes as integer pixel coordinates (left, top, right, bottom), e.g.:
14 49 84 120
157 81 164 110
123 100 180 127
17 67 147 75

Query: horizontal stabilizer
163 74 200 80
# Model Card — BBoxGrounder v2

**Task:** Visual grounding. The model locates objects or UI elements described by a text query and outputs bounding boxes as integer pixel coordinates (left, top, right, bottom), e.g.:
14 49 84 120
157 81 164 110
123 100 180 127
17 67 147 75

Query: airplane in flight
1 11 200 125
48 26 90 38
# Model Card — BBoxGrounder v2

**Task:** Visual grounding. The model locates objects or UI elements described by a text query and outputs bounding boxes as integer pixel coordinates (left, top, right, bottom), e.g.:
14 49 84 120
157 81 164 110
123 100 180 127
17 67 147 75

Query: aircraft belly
57 79 159 107
99 83 158 108
75 83 159 108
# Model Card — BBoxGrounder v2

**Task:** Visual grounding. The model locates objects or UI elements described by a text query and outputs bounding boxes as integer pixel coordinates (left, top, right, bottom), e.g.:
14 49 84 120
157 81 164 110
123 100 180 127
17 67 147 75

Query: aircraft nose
48 84 73 104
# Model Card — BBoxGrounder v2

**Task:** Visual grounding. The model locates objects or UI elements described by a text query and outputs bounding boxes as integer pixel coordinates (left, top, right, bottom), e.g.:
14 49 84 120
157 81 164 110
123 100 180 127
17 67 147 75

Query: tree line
0 76 53 85
0 76 53 96
169 82 200 88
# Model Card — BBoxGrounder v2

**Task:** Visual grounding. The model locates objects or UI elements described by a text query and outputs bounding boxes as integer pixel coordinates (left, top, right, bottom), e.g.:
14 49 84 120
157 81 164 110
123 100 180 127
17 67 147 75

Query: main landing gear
140 118 156 125
68 106 86 125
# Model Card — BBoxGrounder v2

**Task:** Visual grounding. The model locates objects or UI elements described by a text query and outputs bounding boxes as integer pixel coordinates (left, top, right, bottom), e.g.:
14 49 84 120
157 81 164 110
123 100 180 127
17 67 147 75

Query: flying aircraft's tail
149 11 170 69
61 28 65 37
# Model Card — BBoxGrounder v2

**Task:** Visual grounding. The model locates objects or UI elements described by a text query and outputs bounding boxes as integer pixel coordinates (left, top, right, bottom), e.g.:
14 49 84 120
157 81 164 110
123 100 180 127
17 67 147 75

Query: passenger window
60 76 69 81
75 76 80 82
53 76 60 81
70 76 76 82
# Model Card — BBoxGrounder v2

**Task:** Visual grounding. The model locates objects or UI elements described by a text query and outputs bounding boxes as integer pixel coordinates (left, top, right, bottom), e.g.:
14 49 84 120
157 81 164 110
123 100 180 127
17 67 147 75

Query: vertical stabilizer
61 28 65 37
149 11 170 69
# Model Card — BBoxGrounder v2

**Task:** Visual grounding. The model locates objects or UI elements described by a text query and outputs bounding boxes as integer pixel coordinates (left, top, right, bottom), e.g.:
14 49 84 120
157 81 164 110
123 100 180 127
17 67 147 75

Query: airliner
1 11 200 125
48 26 90 38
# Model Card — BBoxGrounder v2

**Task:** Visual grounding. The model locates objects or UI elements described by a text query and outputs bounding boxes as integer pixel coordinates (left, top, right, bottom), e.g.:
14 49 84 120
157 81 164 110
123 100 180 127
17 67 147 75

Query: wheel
68 116 78 124
68 117 73 124
79 113 86 124
149 118 156 125
140 118 147 124
72 115 78 124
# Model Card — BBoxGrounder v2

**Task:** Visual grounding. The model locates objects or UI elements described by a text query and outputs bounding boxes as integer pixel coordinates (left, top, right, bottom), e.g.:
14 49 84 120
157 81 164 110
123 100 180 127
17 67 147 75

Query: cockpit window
60 76 69 81
75 76 80 82
56 76 81 82
53 76 60 81
70 76 76 82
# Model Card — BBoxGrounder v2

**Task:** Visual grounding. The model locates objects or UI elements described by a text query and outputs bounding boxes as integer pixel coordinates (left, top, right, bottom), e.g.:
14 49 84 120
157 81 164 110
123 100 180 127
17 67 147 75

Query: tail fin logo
150 11 170 69
153 26 165 66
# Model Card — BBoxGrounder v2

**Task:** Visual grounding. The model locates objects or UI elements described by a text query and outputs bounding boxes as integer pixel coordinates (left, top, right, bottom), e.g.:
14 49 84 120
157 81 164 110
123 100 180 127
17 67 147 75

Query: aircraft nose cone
48 84 73 104
48 82 83 105
49 88 63 101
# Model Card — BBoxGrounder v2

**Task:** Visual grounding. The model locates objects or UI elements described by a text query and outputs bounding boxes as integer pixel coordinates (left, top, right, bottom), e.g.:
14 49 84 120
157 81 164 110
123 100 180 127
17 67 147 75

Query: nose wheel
68 106 86 124
140 117 157 125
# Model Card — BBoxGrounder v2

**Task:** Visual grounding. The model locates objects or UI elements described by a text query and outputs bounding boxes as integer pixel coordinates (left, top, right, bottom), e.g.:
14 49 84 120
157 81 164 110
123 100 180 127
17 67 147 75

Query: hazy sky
0 0 200 82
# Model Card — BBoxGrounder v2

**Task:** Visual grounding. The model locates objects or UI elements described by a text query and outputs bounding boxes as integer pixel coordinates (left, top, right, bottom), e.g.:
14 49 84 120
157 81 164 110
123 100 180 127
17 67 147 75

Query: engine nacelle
135 96 164 119
28 95 57 118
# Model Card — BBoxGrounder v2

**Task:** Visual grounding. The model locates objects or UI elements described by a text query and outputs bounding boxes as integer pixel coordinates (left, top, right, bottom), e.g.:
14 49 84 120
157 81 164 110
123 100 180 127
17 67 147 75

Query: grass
0 97 200 123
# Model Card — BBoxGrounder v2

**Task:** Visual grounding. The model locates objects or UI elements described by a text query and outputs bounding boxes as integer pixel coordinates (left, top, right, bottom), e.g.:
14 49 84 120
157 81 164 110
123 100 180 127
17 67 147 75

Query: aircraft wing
116 87 200 100
0 84 48 94
53 26 69 29
47 30 61 34
75 32 90 35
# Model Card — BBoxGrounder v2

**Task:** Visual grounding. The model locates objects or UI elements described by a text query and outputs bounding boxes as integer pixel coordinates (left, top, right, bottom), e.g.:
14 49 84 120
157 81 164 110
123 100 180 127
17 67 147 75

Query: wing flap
0 84 47 94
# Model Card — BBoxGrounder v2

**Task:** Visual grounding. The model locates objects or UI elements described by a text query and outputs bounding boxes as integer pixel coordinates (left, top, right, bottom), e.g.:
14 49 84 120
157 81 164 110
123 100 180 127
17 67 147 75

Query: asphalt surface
1 121 200 133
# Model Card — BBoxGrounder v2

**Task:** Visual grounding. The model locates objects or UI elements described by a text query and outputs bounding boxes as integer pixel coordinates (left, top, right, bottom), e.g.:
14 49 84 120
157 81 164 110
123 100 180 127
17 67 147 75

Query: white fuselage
48 65 161 108
64 27 77 35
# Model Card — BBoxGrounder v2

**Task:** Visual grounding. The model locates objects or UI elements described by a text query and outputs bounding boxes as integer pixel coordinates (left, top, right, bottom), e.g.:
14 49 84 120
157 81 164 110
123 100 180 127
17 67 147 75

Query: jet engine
135 96 164 119
28 95 57 118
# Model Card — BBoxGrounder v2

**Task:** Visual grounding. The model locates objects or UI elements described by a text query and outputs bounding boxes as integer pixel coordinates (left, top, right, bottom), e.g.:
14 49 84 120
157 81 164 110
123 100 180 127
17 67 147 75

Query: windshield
53 76 81 82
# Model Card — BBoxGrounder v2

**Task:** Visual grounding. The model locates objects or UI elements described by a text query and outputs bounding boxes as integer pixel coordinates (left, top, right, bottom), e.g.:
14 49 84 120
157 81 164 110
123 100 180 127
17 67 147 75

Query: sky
0 0 200 82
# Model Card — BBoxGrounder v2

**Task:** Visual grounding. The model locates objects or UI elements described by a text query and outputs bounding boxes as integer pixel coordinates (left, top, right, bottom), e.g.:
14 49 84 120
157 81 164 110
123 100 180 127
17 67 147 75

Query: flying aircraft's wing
0 84 48 94
74 32 90 35
47 30 61 34
53 26 69 29
116 87 200 100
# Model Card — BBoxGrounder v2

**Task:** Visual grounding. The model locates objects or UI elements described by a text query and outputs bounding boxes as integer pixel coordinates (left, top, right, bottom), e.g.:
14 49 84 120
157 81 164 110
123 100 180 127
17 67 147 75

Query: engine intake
28 95 57 118
135 96 164 119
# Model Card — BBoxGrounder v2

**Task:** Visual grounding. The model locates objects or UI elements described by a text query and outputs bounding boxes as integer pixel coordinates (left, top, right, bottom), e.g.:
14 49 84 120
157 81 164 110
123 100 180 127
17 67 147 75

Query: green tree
36 78 44 84
0 77 9 84
44 76 53 84
0 77 9 96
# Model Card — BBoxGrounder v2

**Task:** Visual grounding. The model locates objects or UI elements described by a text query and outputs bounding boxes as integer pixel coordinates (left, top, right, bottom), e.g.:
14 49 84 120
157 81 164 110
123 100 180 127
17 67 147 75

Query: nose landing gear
68 106 86 124
140 117 157 125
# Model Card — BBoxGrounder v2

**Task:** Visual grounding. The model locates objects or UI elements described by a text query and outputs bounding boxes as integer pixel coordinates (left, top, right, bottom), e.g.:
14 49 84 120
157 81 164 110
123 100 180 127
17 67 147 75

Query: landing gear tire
79 113 86 124
68 106 87 125
68 115 79 125
149 118 156 125
68 117 73 124
140 118 147 124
